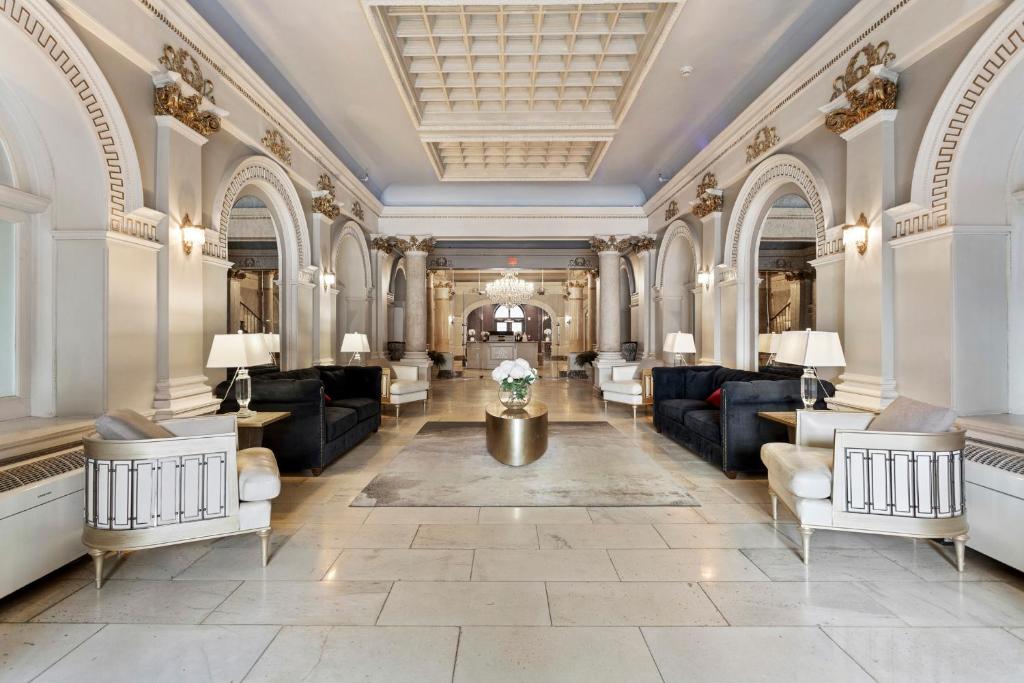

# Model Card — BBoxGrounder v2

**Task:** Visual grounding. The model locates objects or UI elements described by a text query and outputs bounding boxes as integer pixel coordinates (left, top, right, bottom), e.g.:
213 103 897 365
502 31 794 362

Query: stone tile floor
2 377 1024 681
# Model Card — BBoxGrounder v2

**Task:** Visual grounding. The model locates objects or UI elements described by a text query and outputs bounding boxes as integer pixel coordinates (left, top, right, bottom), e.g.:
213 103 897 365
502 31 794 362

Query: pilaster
700 212 723 365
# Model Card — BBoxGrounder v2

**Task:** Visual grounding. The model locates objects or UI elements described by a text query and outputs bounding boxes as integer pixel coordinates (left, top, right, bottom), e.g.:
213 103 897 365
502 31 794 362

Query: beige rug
352 421 698 507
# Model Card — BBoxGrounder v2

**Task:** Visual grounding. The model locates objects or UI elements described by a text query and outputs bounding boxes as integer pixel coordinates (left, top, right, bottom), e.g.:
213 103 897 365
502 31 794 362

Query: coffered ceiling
187 0 858 204
364 1 682 181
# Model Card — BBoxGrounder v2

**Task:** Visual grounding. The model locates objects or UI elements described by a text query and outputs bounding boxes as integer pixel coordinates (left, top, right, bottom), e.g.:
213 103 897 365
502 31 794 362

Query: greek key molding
2 0 144 234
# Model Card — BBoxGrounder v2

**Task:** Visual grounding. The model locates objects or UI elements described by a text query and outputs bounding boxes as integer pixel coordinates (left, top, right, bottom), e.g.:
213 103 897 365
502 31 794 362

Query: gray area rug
352 421 698 507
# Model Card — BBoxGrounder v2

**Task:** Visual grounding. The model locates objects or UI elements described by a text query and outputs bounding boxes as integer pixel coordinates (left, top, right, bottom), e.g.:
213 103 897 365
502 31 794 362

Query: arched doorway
211 155 312 370
655 220 700 363
225 194 280 342
388 262 407 348
332 222 372 357
723 154 834 369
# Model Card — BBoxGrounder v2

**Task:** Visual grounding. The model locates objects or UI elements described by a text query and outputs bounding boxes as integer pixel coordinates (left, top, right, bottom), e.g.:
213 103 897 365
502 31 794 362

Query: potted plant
491 358 538 408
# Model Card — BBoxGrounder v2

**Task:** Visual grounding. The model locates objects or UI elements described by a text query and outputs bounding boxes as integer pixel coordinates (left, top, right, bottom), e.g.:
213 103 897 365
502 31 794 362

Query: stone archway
211 155 313 368
332 222 372 346
723 154 834 369
655 220 701 361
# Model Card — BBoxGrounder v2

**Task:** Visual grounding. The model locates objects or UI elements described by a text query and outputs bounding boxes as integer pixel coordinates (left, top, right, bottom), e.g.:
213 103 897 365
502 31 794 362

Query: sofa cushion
684 368 719 400
237 447 281 501
330 397 379 421
95 409 174 441
611 365 639 382
603 380 642 396
658 398 711 423
391 379 429 396
706 388 722 408
761 442 833 499
868 396 957 433
325 406 358 441
684 410 721 443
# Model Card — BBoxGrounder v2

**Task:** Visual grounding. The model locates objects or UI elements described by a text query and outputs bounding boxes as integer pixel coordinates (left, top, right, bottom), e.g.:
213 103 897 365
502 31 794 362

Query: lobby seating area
3 0 1024 680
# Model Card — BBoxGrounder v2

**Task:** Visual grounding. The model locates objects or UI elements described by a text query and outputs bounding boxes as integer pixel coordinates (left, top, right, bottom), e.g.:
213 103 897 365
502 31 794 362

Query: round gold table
485 401 549 466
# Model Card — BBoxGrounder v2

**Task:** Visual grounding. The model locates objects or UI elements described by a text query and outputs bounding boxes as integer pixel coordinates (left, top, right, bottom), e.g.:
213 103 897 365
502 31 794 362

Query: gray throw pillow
95 409 174 440
867 397 956 433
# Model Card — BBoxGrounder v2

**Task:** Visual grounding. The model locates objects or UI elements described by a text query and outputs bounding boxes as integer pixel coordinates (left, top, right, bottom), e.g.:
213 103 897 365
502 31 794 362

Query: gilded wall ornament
159 45 215 103
351 201 364 221
590 236 619 252
377 235 434 254
262 130 292 165
664 200 679 222
629 236 656 254
590 235 654 254
824 41 898 135
691 172 723 218
154 84 220 136
370 236 394 254
746 127 780 163
312 173 340 219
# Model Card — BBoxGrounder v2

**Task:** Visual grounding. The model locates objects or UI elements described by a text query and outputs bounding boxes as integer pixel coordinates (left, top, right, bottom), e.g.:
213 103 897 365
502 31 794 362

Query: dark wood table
235 411 289 450
757 410 797 442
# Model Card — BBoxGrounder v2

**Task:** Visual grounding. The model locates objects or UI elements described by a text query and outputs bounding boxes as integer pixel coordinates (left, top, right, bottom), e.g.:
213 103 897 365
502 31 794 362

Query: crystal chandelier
486 271 534 306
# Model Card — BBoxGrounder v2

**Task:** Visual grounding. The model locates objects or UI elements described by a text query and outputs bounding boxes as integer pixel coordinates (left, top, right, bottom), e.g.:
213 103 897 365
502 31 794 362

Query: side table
485 401 548 466
235 411 290 449
757 410 797 442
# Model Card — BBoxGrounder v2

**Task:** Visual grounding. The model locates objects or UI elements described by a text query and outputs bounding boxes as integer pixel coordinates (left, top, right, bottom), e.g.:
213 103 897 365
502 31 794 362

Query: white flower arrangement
491 358 538 401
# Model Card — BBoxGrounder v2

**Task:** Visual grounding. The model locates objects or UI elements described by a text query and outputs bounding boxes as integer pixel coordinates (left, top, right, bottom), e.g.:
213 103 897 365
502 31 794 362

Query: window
494 304 525 333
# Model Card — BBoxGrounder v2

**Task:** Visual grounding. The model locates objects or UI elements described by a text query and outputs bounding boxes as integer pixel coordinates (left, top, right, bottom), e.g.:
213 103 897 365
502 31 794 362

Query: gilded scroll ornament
159 45 215 103
691 172 723 218
154 84 220 136
824 41 898 135
312 173 340 219
351 201 365 221
262 130 292 165
746 127 780 163
664 200 679 222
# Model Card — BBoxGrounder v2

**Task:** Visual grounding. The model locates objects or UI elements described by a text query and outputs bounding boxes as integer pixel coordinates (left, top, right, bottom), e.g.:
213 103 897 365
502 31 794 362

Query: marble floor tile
326 548 473 581
742 547 923 582
538 524 667 549
90 542 215 581
548 581 725 626
643 626 872 682
775 525 879 549
586 506 704 524
173 543 341 581
204 580 390 625
378 581 550 626
702 581 906 626
609 549 769 582
364 507 480 524
862 580 1024 627
717 482 774 504
472 549 619 581
413 524 538 549
32 579 239 625
35 624 277 683
287 523 418 549
695 503 787 523
823 627 1024 683
655 523 795 549
0 623 101 681
690 488 744 504
276 502 370 525
877 544 1023 582
478 506 592 524
0 580 89 623
453 626 663 683
245 626 458 683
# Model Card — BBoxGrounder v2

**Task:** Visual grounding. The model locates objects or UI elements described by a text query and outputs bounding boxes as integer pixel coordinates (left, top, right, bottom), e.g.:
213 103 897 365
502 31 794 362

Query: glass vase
498 383 532 409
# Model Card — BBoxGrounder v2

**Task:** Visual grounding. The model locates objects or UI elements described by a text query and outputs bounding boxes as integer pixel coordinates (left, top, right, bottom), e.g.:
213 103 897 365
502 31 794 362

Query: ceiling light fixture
657 173 668 184
486 271 534 306
360 172 369 182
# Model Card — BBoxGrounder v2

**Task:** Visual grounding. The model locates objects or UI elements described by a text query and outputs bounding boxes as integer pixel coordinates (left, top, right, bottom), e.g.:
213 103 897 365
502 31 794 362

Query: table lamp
775 329 846 410
341 332 370 365
666 331 697 366
758 333 781 365
207 333 272 418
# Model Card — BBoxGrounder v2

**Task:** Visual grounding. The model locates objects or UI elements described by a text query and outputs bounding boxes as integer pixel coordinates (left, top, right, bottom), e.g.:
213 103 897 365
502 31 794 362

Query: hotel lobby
2 0 1024 680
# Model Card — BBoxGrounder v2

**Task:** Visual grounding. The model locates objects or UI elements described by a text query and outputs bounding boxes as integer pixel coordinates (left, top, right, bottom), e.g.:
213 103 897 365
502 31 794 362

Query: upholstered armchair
82 414 281 588
761 408 968 569
382 364 429 417
601 364 653 419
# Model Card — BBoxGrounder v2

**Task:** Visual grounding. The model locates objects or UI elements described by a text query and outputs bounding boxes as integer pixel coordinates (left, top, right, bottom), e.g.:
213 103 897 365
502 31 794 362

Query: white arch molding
212 155 313 368
724 153 834 369
461 298 560 337
332 222 372 348
330 221 373 291
655 220 701 291
654 220 702 360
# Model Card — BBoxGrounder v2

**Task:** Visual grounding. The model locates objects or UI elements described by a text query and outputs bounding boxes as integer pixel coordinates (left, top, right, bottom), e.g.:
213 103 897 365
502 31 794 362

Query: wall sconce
564 315 572 326
180 213 205 255
842 213 869 255
696 269 712 290
321 271 336 290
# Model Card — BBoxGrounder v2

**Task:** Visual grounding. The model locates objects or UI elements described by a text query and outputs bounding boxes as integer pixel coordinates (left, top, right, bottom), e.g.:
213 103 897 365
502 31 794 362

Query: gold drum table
485 401 549 466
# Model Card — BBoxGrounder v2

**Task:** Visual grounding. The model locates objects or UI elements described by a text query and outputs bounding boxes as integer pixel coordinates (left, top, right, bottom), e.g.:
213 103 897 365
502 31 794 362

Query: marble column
564 276 587 354
431 280 454 352
368 236 389 359
596 247 622 361
402 238 432 380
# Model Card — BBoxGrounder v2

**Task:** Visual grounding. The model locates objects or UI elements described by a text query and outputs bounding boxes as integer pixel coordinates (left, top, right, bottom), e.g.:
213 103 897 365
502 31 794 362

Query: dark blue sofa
215 365 381 475
652 365 833 477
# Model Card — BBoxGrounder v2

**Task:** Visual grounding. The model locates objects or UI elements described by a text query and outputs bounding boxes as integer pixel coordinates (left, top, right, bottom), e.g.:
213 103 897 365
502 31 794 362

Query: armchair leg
88 548 106 589
257 528 272 567
798 526 814 565
953 534 968 572
769 492 779 521
631 405 638 420
395 404 400 419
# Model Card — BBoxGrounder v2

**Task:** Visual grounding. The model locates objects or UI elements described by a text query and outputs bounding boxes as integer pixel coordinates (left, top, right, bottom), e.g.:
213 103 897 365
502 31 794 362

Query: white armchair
761 409 968 569
382 364 429 417
82 414 280 588
601 364 653 419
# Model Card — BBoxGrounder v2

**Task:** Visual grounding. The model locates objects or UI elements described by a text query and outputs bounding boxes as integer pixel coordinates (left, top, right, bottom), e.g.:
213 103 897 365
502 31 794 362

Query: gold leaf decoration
825 41 898 135
352 201 364 221
312 173 340 219
664 200 679 222
261 130 292 165
831 42 895 101
159 45 215 103
154 84 220 136
692 172 722 218
746 127 780 163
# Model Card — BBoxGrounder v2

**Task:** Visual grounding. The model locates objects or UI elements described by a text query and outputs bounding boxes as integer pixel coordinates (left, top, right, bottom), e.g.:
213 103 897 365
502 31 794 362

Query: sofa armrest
337 366 383 401
159 415 237 438
796 410 874 448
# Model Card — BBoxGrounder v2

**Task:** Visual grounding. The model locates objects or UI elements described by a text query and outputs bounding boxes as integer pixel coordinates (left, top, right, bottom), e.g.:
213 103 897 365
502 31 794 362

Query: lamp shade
261 333 280 354
663 332 677 352
340 333 370 353
667 332 696 354
758 333 781 354
206 333 272 368
775 330 846 367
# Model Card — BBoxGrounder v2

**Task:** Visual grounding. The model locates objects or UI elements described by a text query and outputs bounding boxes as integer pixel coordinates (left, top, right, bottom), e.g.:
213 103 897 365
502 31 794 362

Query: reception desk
466 341 539 370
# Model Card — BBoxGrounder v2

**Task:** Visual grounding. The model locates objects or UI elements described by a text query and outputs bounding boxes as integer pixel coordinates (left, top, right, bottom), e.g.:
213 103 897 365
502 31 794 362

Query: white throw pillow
867 397 956 433
611 365 638 382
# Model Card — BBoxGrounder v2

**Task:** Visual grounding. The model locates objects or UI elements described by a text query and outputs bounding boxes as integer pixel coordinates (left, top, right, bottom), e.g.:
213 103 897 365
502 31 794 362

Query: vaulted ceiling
188 0 858 205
